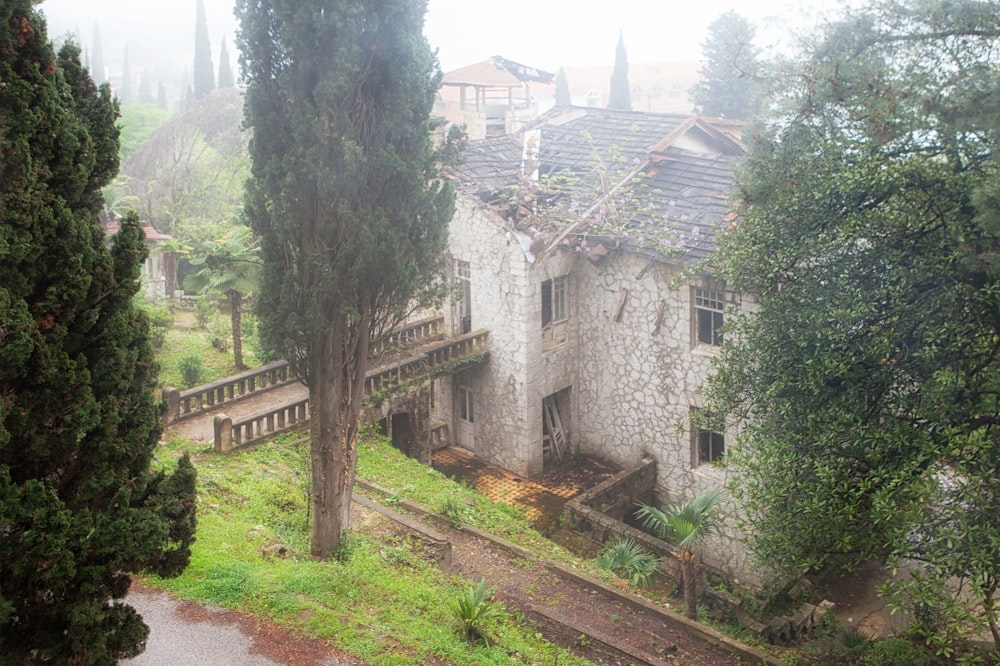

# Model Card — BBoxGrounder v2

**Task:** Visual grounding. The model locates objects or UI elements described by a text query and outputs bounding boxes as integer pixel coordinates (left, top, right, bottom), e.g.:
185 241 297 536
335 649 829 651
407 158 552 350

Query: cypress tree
90 21 105 84
217 36 235 89
554 66 571 107
0 4 196 661
193 0 214 98
608 31 631 110
238 0 455 557
138 68 153 104
156 81 168 109
690 11 765 119
120 44 132 104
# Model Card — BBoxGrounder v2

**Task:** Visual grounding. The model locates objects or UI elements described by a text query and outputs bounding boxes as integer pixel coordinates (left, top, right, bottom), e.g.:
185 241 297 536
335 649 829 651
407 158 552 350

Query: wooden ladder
542 397 566 461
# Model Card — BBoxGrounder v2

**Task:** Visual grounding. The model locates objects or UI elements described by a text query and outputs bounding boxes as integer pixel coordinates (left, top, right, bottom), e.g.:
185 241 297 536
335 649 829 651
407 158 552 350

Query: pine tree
156 81 168 109
138 68 153 104
193 0 214 98
217 36 235 88
554 66 571 107
120 44 132 104
607 31 631 111
0 4 196 661
90 21 105 84
690 11 765 119
238 0 455 557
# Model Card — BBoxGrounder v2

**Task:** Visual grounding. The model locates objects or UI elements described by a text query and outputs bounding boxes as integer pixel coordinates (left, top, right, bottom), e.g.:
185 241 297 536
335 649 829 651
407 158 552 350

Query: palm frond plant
452 580 506 646
635 487 725 619
593 537 661 587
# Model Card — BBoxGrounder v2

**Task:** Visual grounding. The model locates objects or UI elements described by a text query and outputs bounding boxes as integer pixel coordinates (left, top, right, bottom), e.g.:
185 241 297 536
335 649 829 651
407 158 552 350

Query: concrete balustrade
214 398 309 453
370 316 443 357
163 361 296 425
211 329 489 453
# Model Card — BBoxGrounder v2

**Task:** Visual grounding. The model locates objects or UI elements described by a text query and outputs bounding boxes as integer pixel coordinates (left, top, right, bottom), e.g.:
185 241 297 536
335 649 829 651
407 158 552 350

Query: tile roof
454 106 743 262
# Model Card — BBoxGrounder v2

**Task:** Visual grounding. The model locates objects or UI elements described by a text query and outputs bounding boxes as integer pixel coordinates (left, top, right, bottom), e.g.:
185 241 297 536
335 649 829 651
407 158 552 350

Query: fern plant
452 581 506 645
593 537 661 587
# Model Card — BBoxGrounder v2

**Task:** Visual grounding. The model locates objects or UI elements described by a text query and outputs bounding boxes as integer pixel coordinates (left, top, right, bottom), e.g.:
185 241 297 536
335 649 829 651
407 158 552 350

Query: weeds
593 537 661 587
452 581 506 646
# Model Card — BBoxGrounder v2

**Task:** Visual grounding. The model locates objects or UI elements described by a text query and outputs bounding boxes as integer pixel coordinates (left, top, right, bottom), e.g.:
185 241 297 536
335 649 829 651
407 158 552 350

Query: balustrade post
162 387 180 425
214 414 234 454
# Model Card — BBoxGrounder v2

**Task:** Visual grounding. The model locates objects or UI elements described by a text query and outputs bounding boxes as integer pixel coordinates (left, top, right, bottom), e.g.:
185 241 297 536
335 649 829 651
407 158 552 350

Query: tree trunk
165 251 178 297
309 302 372 559
983 583 1000 651
229 290 245 370
679 551 699 620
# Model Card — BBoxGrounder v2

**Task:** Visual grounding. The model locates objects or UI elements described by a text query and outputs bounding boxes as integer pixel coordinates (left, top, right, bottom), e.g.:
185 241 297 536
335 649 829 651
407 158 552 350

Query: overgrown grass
155 309 258 389
147 432 591 665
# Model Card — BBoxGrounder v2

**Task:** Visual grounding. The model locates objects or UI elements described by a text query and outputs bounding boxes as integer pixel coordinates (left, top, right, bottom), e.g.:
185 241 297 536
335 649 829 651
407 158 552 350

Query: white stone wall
446 196 535 474
446 193 758 580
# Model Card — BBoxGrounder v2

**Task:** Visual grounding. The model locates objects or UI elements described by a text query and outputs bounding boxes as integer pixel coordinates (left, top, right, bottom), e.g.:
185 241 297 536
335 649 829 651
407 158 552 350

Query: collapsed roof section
451 106 743 264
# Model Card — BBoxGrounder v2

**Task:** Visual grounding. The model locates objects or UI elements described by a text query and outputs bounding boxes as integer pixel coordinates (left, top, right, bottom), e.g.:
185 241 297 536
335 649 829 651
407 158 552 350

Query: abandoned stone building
429 105 754 577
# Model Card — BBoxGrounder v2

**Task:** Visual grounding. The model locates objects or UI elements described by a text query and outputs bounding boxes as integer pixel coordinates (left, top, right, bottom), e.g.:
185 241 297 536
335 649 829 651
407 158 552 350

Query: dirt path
358 495 772 666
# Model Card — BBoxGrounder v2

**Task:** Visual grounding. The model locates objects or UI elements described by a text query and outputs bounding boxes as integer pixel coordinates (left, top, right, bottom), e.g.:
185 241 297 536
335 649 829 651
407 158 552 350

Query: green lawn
148 433 591 666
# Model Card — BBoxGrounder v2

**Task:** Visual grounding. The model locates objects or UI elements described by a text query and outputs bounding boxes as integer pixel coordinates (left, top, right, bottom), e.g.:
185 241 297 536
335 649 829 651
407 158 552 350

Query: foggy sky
39 0 846 98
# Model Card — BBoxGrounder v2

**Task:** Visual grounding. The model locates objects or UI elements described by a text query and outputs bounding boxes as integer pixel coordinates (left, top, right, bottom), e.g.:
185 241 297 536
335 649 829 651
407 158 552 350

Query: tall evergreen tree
690 11 765 119
90 21 105 84
554 66 571 107
608 31 631 111
138 68 153 104
217 36 235 89
0 3 196 661
156 81 168 110
238 0 455 557
120 44 132 104
193 0 214 98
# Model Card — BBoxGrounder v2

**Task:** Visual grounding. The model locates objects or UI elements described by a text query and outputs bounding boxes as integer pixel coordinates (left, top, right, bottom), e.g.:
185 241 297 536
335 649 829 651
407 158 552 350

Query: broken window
542 276 569 348
692 409 725 466
458 384 474 423
455 260 472 334
693 286 726 347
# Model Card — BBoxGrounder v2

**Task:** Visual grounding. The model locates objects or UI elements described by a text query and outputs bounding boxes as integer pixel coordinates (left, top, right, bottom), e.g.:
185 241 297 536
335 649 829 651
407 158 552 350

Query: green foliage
636 488 724 550
208 320 231 353
0 8 196 659
117 103 171 161
860 636 933 666
217 37 235 89
593 537 661 587
194 293 215 329
147 434 590 665
635 489 724 619
704 0 1000 650
452 581 507 645
607 32 631 111
690 11 766 119
119 88 247 237
193 0 214 98
138 296 173 348
178 354 205 388
238 0 457 556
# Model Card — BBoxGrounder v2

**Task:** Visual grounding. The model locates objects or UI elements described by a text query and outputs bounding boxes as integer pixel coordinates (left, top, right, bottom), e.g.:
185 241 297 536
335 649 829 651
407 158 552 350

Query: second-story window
693 286 726 347
542 276 568 348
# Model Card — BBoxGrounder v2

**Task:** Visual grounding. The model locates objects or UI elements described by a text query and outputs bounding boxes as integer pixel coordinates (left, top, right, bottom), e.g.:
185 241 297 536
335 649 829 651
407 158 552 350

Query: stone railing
424 329 489 373
370 316 443 357
163 361 296 425
365 329 489 398
214 397 309 453
213 329 489 453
